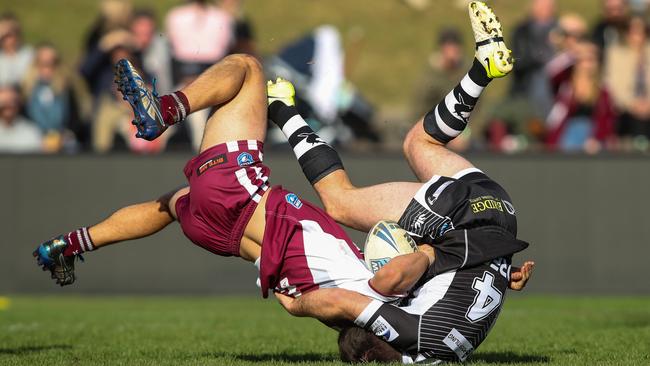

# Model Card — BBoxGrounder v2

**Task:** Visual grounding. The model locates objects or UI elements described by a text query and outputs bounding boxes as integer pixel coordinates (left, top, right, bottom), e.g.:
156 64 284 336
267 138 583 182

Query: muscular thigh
199 59 268 153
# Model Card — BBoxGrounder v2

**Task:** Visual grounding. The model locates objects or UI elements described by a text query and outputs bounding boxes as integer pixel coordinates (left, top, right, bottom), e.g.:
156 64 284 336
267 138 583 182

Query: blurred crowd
417 0 650 153
1 0 650 154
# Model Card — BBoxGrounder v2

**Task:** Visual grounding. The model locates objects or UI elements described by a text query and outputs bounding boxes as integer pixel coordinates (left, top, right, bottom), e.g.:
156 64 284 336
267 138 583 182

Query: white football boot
469 1 514 78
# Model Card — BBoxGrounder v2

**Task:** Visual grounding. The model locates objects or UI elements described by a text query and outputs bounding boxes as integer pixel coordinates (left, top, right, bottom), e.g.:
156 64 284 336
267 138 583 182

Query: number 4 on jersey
466 271 503 323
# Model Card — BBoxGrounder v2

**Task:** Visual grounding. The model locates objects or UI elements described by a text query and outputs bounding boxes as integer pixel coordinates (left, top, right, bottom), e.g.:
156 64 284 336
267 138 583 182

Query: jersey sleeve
354 300 420 354
426 226 529 278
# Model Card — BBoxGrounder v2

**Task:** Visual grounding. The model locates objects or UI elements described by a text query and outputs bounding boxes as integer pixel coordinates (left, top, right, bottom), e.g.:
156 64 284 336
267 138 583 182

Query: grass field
0 296 648 365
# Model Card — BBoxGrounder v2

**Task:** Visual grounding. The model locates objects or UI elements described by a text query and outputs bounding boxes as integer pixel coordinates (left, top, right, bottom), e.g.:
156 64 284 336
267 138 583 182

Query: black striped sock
269 101 344 184
423 58 491 144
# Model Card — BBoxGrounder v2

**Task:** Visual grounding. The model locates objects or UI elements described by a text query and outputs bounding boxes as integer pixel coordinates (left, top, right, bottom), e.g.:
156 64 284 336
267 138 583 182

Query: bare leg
313 171 420 232
88 187 188 248
179 54 267 151
402 119 475 182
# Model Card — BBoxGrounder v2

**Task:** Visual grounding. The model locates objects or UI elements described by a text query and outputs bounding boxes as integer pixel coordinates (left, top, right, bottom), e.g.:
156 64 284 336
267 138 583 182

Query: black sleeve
361 304 419 354
427 227 528 278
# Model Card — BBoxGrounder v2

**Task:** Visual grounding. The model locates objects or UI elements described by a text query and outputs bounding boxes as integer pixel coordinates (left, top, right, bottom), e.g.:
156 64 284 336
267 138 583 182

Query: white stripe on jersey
247 140 258 150
300 220 395 303
226 141 239 152
399 271 456 316
452 167 484 180
235 168 258 196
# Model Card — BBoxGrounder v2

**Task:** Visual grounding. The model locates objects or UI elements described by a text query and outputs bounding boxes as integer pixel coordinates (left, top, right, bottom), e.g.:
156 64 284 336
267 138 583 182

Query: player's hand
417 244 435 265
509 261 535 291
274 291 304 316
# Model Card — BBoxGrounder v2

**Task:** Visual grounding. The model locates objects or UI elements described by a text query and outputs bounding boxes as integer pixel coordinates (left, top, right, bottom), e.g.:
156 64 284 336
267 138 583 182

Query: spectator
80 28 138 100
219 0 257 56
546 42 616 152
546 14 589 95
80 29 142 152
510 0 558 118
0 87 42 153
605 16 650 145
83 0 134 54
22 43 83 152
166 0 234 150
166 0 234 84
0 13 34 87
266 25 380 145
592 0 629 61
412 29 467 119
131 9 173 94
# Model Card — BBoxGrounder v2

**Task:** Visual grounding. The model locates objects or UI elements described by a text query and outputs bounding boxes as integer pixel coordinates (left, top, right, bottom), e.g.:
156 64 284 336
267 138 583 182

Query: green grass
0 296 649 365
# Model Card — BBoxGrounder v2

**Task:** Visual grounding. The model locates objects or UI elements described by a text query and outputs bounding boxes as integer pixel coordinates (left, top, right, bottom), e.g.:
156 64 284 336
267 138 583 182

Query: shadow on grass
471 351 550 364
0 344 72 355
204 351 338 363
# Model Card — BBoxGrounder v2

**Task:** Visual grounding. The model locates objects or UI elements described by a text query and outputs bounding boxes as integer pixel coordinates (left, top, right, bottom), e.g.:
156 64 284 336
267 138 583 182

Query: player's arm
368 246 434 297
33 187 188 286
275 288 372 327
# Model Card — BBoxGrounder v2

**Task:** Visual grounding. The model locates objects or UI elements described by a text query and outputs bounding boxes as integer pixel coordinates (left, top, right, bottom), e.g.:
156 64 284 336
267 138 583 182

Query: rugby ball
364 221 418 273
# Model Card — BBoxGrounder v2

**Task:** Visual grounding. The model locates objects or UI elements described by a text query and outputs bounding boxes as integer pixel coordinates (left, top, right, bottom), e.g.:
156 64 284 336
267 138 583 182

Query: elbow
319 189 351 225
370 267 406 297
403 119 429 158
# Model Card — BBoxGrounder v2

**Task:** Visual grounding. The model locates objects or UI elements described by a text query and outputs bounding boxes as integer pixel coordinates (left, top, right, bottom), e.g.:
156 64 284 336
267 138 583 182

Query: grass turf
0 296 648 365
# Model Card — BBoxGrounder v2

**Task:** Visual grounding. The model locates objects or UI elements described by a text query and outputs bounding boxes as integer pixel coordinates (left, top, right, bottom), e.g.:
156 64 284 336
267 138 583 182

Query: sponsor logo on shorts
469 195 505 214
370 316 399 342
370 258 391 273
197 154 227 176
503 200 516 215
443 328 474 362
237 152 255 167
285 193 303 209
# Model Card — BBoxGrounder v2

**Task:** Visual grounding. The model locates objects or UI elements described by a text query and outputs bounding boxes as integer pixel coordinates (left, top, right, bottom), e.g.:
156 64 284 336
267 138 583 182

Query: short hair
338 327 401 363
438 28 463 46
132 8 156 21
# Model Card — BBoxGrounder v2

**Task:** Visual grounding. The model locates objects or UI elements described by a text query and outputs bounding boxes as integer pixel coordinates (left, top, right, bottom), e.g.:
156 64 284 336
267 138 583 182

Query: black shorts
398 167 518 244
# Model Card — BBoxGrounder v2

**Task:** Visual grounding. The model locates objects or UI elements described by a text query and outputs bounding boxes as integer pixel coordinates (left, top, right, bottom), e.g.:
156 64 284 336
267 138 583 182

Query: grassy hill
7 0 600 110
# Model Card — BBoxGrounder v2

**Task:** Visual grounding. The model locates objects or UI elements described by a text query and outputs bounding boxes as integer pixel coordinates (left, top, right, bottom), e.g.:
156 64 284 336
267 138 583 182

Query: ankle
159 91 191 126
62 227 95 257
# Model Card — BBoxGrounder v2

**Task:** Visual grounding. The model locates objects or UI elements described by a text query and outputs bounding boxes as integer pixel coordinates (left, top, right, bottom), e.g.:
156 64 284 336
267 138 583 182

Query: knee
403 120 423 157
225 53 263 75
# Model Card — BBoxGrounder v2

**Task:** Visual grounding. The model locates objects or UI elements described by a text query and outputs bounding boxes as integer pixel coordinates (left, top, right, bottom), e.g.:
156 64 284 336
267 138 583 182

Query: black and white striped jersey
398 168 518 243
357 258 512 364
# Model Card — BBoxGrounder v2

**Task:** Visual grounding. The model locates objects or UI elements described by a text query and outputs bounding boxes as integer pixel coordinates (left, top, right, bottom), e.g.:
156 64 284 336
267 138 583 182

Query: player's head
338 327 401 363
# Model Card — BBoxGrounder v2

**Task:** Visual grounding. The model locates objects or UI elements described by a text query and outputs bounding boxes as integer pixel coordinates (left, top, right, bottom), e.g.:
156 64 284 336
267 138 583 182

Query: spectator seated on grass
0 86 42 153
605 16 650 149
0 13 33 88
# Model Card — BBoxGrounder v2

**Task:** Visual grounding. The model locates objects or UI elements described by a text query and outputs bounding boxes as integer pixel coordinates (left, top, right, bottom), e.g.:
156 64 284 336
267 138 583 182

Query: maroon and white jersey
175 140 389 301
260 186 393 301
175 140 269 257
